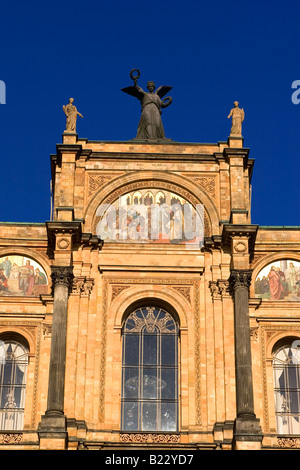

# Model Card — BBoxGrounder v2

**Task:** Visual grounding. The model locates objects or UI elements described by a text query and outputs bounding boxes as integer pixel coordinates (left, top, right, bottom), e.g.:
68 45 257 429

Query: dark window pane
142 369 158 399
143 334 158 365
122 402 138 431
124 335 140 365
142 402 157 431
161 368 176 399
161 335 176 365
123 367 139 398
287 366 299 389
161 403 177 431
288 391 300 413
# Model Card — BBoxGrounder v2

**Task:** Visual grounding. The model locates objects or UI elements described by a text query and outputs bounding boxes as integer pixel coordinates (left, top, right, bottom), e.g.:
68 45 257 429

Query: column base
233 415 262 450
38 412 67 450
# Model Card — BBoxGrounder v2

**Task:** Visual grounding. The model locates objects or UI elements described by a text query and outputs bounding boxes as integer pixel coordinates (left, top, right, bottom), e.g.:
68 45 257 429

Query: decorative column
38 265 73 446
47 266 74 417
229 268 262 449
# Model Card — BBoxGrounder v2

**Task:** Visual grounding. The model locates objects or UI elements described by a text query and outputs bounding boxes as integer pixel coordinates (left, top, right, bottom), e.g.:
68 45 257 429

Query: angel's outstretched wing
155 86 172 98
121 86 144 100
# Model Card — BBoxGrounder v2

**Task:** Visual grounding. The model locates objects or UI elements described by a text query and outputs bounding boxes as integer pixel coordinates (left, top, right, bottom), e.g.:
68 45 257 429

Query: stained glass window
121 306 178 432
0 340 28 430
273 341 300 434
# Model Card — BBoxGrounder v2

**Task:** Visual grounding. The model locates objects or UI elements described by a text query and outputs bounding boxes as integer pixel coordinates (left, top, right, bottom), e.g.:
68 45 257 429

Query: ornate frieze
278 437 300 448
120 433 180 443
0 433 23 444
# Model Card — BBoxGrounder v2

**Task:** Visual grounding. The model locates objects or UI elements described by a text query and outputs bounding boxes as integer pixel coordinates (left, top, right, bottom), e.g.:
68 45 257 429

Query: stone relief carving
88 173 125 198
72 276 94 298
120 433 180 443
209 280 230 299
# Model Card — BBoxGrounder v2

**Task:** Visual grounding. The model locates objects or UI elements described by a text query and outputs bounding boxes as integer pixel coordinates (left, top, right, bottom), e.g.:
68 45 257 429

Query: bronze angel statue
121 69 172 140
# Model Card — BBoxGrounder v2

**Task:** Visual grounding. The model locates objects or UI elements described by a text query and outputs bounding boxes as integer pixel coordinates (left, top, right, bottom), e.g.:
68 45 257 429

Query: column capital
51 266 74 294
229 269 252 291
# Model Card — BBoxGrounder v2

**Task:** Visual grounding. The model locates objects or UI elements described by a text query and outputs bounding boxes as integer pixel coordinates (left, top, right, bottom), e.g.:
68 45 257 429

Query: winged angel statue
121 69 172 140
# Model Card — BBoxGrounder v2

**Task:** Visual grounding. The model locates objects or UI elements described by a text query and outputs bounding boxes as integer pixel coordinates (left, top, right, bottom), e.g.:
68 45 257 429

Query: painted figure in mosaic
63 98 83 133
121 69 172 140
228 101 245 135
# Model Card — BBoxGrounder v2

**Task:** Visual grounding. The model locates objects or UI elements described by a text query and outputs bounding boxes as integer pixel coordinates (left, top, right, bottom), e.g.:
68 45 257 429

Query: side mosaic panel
255 260 300 301
0 255 48 296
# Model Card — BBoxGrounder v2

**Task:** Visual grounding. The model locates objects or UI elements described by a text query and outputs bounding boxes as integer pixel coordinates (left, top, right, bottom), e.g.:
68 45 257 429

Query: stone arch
0 328 35 355
84 171 220 236
111 285 190 330
266 332 300 360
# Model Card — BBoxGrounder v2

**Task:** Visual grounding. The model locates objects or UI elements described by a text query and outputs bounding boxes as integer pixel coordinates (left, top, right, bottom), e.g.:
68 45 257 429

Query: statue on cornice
228 101 244 136
121 69 172 140
63 98 83 133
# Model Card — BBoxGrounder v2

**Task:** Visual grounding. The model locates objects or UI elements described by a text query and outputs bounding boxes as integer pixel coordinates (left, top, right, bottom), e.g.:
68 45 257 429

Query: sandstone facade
0 132 299 450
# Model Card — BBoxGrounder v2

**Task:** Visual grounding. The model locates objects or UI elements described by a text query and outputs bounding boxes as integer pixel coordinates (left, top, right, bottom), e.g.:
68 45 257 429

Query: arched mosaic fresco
0 255 48 297
255 260 300 301
95 188 204 246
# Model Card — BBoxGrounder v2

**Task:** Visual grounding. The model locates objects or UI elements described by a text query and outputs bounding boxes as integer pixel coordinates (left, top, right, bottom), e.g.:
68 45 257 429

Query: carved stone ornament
233 241 247 253
278 437 300 448
0 433 23 444
209 281 221 300
72 276 94 298
209 280 230 300
51 266 74 294
120 433 180 444
56 238 70 250
229 269 252 291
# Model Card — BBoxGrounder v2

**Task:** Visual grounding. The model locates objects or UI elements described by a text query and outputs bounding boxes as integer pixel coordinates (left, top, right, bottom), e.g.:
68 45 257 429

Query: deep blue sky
0 0 299 226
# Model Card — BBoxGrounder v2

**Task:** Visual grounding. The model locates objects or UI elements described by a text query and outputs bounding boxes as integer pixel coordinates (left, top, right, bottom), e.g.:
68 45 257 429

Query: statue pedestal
62 132 78 145
228 135 244 148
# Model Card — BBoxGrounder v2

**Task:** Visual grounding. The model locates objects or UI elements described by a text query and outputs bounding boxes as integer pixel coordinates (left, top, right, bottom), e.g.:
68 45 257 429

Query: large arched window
121 306 178 432
273 339 300 434
0 338 29 430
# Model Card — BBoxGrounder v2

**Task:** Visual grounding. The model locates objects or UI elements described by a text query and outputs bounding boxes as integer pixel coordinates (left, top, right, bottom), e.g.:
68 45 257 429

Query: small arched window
0 339 29 430
273 339 300 434
121 306 178 432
